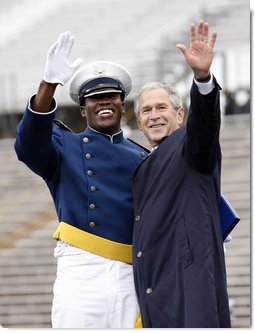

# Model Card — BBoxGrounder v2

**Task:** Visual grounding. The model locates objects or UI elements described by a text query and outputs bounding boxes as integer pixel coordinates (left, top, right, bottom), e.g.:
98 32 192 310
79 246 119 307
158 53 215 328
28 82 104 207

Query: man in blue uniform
132 21 231 327
14 31 148 328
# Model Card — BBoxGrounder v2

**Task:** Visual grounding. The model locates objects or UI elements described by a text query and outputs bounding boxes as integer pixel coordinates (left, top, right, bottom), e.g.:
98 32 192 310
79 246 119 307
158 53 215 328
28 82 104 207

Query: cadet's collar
85 126 124 143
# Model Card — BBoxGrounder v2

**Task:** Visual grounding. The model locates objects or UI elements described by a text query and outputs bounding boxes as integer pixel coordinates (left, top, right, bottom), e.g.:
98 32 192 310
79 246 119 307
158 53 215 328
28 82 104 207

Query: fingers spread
190 23 196 44
210 31 217 49
176 44 187 55
203 22 209 42
197 20 204 41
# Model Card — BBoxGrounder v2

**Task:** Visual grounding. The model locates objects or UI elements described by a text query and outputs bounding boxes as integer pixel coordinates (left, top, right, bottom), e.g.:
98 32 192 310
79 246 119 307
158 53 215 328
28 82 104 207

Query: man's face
137 88 184 148
81 92 124 135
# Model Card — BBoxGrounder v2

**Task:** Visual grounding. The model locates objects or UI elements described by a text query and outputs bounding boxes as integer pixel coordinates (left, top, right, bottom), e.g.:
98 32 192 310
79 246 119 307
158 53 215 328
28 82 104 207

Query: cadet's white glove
43 31 82 85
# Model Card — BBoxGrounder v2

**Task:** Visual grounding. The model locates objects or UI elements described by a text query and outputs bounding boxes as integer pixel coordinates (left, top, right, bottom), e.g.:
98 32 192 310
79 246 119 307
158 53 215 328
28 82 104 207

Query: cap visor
84 89 123 98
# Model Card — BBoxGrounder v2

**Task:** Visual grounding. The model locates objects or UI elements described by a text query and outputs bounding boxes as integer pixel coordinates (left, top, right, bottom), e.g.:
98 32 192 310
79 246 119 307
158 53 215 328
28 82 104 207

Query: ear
121 103 125 113
80 107 87 118
177 107 185 126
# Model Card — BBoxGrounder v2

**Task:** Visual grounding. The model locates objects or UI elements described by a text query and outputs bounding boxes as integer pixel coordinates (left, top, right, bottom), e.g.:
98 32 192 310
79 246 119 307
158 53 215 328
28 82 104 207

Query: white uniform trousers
51 241 139 328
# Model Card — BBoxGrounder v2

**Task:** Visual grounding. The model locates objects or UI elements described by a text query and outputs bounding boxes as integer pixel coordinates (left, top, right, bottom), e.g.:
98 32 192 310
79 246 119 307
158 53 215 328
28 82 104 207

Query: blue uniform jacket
132 78 231 327
14 100 149 263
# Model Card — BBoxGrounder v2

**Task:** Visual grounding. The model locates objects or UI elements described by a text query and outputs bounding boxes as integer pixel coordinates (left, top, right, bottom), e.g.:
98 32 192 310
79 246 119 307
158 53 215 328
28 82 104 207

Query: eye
109 93 120 99
141 108 150 115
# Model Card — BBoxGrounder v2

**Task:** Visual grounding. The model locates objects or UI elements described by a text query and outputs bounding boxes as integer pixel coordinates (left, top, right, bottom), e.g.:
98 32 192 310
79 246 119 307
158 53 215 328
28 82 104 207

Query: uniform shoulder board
53 119 73 133
127 138 151 153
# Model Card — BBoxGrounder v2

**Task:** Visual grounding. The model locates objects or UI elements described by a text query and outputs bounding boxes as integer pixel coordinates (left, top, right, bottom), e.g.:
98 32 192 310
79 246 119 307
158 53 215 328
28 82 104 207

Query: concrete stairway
0 222 56 327
220 114 250 328
0 138 57 327
0 113 250 328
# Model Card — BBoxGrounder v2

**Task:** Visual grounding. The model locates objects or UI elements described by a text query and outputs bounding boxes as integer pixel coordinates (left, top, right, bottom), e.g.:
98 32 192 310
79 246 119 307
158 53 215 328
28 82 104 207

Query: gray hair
134 82 183 117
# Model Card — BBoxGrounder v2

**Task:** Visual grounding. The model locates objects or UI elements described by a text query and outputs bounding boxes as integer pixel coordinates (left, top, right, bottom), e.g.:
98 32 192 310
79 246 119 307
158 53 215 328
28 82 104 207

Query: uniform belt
52 222 132 264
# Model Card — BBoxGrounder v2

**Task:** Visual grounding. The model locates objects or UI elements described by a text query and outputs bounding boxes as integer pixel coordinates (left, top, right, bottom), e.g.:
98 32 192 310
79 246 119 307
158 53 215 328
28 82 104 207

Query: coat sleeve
185 76 222 174
14 102 62 181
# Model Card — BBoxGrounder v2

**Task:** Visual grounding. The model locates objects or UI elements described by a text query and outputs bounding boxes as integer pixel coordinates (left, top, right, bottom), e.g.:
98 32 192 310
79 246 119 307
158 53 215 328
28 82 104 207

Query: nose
149 108 160 120
98 99 112 108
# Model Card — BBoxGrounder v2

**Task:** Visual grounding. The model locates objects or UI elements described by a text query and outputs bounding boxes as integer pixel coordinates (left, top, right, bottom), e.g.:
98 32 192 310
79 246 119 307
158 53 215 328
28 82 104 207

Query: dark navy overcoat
132 78 231 328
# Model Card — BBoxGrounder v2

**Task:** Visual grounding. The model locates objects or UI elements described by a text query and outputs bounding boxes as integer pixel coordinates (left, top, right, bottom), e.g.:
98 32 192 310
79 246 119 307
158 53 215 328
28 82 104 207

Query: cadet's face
137 88 184 148
81 92 124 135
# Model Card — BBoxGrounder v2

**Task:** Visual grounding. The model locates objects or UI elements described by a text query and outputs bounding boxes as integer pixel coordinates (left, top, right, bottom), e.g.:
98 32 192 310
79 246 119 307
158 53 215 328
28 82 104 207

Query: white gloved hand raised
43 31 83 85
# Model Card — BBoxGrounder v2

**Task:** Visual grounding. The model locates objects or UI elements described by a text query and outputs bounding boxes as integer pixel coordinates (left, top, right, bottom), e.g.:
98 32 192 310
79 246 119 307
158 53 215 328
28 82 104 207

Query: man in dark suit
132 20 231 328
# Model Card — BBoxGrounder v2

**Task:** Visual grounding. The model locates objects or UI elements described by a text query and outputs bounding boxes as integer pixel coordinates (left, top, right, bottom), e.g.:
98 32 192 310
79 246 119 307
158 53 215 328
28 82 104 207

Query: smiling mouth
149 124 165 128
97 109 114 116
